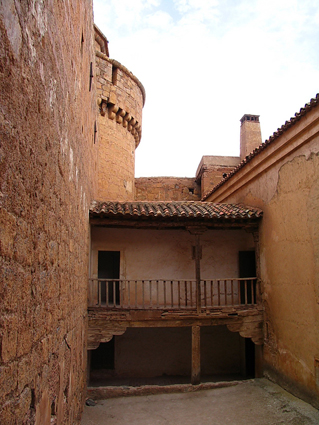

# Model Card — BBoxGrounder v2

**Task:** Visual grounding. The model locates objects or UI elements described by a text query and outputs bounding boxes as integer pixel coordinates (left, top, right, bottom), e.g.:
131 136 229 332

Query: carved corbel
108 103 119 120
227 314 264 345
100 101 108 117
116 108 126 124
136 124 141 136
123 113 132 128
128 118 136 132
88 320 127 350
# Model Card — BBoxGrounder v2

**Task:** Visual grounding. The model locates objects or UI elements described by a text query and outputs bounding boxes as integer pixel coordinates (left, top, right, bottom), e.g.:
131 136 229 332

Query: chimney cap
240 114 260 125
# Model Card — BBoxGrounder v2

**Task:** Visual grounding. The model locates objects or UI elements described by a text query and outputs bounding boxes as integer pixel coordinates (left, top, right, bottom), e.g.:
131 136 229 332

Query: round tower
94 26 145 201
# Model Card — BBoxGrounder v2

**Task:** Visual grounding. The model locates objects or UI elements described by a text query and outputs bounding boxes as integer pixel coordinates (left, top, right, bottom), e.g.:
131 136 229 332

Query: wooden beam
191 325 201 385
90 218 260 230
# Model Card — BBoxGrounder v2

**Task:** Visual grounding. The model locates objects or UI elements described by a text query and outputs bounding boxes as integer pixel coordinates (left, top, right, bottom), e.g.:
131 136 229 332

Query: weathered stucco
206 105 319 406
91 227 255 281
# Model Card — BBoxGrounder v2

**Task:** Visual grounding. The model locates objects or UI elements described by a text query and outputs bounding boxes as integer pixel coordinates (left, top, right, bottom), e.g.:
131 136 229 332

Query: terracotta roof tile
90 201 262 222
203 93 319 200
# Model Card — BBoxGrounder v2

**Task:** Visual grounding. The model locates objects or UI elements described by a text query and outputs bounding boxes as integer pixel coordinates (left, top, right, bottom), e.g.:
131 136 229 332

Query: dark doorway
239 251 256 304
91 339 115 370
98 251 120 305
245 338 255 378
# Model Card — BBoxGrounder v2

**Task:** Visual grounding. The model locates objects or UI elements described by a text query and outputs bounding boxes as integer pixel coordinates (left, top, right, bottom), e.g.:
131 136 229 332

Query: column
191 325 201 385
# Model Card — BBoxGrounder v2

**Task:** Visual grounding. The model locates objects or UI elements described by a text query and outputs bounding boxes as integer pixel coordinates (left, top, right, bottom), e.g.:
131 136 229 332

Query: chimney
240 114 262 160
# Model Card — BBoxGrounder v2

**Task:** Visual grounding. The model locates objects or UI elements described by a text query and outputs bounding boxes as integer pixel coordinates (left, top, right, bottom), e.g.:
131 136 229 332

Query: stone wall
0 1 97 423
95 47 145 201
135 177 200 201
195 156 240 200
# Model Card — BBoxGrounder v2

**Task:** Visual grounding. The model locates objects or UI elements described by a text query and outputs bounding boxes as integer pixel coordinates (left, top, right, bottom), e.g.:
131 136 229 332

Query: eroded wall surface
0 1 97 423
135 177 200 201
196 156 240 200
206 106 319 406
95 51 144 201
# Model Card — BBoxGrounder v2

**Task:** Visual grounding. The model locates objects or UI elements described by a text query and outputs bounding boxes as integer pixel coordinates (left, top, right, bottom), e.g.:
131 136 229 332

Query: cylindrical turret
95 26 145 201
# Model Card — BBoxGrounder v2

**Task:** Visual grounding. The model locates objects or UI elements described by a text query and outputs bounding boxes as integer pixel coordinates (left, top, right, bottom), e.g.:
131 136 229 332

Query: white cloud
146 10 173 29
94 0 319 177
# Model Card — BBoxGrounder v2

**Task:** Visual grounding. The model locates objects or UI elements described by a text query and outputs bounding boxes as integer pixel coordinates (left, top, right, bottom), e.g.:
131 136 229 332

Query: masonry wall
95 51 144 201
135 177 200 201
0 2 97 423
205 104 319 407
195 156 240 200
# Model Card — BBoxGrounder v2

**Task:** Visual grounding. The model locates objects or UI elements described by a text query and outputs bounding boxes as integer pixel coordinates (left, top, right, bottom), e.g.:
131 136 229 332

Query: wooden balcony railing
88 278 258 310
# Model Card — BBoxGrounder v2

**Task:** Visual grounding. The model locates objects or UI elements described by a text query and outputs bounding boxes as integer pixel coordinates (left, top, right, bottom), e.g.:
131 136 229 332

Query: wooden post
195 234 201 314
188 226 206 313
191 233 202 313
191 325 201 385
253 230 262 304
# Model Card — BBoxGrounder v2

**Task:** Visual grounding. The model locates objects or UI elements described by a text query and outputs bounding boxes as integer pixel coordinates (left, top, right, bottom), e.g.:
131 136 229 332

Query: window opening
98 251 120 305
112 66 118 85
239 251 256 304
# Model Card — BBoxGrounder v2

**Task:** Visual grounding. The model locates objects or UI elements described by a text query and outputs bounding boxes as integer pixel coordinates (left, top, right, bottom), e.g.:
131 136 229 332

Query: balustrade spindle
156 280 159 308
142 280 145 308
224 280 227 306
163 281 166 308
170 281 174 308
128 280 130 308
203 280 207 308
88 278 258 310
231 280 234 305
135 280 137 308
245 280 248 305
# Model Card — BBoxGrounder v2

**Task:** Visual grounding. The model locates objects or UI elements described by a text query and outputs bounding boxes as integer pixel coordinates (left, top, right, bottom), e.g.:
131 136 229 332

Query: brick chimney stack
240 114 262 160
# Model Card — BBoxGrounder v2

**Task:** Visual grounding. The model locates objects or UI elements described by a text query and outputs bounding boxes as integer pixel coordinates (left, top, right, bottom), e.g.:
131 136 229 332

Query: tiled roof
90 201 262 221
203 93 319 200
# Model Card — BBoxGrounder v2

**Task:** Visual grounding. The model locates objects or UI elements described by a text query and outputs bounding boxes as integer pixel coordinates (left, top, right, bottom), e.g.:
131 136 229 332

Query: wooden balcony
88 277 259 311
88 277 263 354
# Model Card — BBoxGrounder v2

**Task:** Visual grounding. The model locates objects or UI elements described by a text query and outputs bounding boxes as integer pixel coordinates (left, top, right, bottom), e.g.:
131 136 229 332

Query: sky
93 0 319 177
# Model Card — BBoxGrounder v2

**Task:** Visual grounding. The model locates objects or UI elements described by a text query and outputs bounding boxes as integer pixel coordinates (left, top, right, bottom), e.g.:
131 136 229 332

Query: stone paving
81 378 319 425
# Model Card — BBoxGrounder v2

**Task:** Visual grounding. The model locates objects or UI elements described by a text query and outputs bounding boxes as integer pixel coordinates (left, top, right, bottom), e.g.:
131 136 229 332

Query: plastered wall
91 227 255 281
206 106 319 407
0 1 97 423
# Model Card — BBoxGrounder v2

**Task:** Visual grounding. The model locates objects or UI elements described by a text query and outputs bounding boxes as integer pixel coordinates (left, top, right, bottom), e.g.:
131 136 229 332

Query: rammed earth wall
0 1 97 423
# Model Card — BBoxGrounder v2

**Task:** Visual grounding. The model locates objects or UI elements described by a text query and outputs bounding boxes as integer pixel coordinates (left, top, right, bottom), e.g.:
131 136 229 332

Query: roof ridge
202 93 319 200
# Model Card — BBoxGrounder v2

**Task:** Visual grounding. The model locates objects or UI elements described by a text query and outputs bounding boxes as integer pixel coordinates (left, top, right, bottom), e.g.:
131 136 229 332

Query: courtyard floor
81 378 319 425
